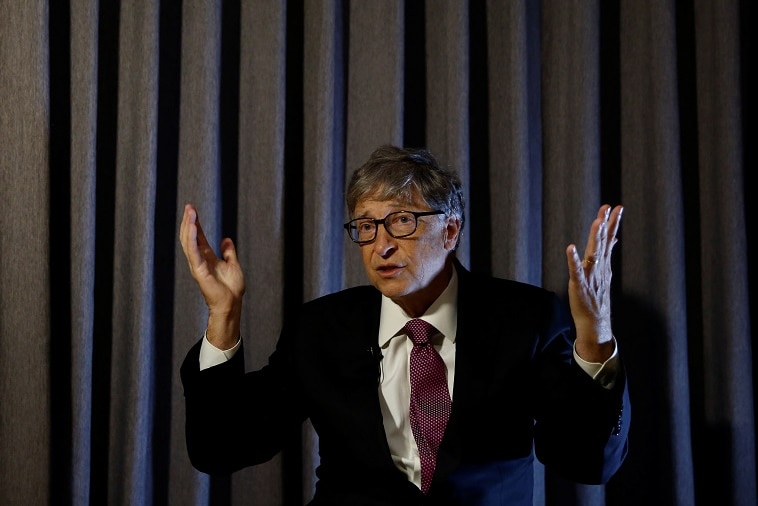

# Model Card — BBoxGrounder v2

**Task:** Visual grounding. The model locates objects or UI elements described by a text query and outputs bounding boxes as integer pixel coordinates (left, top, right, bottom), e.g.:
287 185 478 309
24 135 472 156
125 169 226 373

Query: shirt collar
377 267 458 348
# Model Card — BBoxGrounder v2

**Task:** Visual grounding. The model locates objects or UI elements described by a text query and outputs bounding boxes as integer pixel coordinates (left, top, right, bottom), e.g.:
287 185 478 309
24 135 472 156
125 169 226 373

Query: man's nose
372 224 396 256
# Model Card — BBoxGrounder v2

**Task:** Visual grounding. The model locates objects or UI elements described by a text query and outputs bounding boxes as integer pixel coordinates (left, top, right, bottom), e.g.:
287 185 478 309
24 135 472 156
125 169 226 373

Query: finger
179 204 195 257
219 237 239 266
592 204 622 260
566 244 584 280
605 205 624 253
180 204 204 270
588 204 618 261
597 204 611 222
179 203 194 248
193 209 212 254
583 216 603 263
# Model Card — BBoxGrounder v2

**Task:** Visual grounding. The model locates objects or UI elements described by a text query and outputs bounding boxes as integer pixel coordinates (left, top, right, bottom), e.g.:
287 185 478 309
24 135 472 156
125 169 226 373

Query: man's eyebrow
353 205 405 217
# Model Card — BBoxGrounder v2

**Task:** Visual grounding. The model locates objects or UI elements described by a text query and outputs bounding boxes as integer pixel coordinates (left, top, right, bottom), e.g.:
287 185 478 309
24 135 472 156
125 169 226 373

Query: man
179 145 630 505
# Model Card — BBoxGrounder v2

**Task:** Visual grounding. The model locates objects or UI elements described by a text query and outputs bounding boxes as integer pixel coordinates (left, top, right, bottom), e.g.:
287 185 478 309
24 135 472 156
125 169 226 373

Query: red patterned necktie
405 318 451 494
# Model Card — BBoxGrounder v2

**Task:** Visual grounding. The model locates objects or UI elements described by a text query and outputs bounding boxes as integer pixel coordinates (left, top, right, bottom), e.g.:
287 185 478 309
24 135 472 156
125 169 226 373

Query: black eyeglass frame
343 210 445 244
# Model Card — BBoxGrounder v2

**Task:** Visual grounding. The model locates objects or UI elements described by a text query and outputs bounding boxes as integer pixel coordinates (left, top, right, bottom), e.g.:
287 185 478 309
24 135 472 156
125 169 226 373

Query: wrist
206 310 241 350
573 321 614 362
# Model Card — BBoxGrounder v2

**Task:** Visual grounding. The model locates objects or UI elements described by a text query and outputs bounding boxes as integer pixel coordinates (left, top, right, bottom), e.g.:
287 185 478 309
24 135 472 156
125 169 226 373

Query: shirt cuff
198 330 242 371
573 337 619 389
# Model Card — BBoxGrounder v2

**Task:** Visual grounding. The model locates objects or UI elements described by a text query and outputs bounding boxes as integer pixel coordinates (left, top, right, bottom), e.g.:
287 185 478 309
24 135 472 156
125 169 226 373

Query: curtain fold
344 1 405 288
69 1 98 503
693 1 754 504
426 0 471 268
229 3 289 503
0 1 754 505
617 1 695 505
0 2 50 505
484 0 542 285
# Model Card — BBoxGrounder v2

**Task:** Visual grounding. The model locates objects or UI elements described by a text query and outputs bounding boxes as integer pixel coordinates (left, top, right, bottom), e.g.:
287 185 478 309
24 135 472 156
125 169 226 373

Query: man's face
353 194 460 316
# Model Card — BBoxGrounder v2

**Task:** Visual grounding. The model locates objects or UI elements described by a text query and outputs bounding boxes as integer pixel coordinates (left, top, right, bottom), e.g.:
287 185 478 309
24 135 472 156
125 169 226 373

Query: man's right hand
179 203 246 350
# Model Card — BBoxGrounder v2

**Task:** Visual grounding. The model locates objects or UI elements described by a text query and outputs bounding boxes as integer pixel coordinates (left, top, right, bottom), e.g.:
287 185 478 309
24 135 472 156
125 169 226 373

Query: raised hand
179 203 246 349
565 204 623 363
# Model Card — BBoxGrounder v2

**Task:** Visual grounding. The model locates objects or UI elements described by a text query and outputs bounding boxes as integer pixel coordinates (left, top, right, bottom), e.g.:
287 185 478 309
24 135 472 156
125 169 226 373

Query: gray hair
346 146 466 241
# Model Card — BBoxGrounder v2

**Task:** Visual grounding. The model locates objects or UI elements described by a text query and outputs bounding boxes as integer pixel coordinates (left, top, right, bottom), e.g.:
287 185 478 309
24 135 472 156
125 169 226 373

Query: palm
193 238 245 309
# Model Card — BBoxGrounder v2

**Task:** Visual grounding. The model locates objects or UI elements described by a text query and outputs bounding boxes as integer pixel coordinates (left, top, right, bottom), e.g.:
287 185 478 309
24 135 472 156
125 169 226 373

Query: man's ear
444 216 462 250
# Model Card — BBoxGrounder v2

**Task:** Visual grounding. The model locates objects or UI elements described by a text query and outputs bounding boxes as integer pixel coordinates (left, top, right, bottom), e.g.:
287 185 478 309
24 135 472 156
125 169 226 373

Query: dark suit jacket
181 259 630 505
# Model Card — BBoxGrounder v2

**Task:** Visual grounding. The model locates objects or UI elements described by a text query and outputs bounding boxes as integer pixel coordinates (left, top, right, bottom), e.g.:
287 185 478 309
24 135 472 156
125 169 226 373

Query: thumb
219 238 238 265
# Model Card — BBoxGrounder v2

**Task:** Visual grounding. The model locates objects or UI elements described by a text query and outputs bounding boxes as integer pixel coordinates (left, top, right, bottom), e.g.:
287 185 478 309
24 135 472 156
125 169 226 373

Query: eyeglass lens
350 212 418 242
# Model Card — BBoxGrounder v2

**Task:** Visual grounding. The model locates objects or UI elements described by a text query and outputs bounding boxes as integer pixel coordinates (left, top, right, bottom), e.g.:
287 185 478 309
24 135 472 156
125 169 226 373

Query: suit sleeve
531 294 630 484
180 331 305 475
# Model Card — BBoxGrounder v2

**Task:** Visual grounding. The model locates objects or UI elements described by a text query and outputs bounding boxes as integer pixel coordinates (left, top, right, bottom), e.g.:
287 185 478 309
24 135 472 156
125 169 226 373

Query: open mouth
377 264 403 276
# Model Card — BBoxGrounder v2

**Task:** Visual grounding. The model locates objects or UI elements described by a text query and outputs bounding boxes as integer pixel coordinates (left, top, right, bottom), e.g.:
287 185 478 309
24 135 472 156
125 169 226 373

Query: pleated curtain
0 1 753 505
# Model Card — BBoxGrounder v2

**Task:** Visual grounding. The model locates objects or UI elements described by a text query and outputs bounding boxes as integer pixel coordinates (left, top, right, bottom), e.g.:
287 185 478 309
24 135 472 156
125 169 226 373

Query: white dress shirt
375 268 459 486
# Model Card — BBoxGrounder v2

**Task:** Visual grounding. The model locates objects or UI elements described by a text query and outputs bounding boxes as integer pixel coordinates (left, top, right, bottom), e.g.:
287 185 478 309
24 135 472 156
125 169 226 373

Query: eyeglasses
343 210 444 244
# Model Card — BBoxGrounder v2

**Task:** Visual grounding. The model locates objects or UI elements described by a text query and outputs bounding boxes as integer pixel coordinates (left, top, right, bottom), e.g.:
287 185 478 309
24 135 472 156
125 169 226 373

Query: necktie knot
404 318 436 346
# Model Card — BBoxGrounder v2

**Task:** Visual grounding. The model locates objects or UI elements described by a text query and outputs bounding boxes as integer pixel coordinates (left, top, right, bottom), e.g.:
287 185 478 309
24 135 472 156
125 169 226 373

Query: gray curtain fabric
0 1 754 505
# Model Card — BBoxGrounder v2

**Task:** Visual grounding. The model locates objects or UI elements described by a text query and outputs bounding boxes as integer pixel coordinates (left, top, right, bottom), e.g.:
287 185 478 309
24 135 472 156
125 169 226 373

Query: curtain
0 0 754 504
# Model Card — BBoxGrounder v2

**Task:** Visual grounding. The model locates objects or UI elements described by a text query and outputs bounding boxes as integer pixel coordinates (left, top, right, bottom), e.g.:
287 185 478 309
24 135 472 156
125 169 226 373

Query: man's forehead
354 199 406 214
353 195 427 214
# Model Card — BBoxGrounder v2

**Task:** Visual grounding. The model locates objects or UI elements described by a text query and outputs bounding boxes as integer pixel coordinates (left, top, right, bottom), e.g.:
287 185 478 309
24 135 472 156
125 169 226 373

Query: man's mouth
376 264 403 277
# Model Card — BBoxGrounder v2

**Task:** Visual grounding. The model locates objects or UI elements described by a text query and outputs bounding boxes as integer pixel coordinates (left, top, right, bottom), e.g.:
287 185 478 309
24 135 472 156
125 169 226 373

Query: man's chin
372 278 411 299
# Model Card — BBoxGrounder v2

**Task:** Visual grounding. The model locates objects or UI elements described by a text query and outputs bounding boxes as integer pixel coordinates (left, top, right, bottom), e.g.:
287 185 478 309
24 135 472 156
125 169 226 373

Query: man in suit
179 145 630 505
